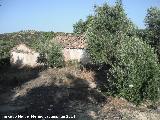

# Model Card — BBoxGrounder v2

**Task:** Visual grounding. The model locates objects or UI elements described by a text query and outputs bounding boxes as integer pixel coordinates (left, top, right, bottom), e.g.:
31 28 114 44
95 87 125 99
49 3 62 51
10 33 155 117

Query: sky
0 0 160 34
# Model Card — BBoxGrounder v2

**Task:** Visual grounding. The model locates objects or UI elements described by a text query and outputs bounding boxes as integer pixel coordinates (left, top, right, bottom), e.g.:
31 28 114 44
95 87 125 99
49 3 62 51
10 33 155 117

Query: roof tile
54 34 86 49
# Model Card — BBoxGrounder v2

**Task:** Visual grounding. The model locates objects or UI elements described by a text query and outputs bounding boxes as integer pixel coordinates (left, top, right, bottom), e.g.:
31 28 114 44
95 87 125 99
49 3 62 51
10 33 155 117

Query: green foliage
47 42 64 68
87 2 135 64
111 36 160 104
73 15 94 34
86 1 160 104
22 31 64 68
136 29 148 41
0 40 15 66
145 7 160 61
65 60 80 67
0 30 55 49
73 19 86 34
27 31 55 51
0 30 64 68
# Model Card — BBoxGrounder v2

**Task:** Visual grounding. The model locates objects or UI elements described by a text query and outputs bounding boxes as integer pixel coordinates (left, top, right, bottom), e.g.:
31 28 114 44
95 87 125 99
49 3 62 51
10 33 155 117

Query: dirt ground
0 66 160 120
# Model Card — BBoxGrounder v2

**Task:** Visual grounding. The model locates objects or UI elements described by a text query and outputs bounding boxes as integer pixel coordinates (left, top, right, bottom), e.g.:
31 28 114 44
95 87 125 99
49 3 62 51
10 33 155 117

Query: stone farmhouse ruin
10 44 41 67
55 34 90 64
10 34 90 67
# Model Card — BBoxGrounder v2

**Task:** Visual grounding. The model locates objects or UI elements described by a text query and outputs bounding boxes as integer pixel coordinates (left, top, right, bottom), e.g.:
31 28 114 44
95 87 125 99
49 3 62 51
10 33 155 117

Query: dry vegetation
0 65 160 120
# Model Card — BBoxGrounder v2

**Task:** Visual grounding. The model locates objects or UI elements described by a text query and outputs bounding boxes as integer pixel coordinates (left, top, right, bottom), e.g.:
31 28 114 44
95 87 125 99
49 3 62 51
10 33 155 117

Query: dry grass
3 66 96 100
0 66 160 120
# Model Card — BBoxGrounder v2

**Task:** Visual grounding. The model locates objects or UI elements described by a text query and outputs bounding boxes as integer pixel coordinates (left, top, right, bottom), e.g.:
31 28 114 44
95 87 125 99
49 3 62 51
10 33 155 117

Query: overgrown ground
0 65 160 120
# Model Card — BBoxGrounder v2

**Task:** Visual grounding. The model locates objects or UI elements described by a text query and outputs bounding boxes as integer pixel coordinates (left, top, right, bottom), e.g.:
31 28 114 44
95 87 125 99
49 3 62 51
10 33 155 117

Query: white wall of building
10 47 91 68
63 48 90 64
10 51 40 67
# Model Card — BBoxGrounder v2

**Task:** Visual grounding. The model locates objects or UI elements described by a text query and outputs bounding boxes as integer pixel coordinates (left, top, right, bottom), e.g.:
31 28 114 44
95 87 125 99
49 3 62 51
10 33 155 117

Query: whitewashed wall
63 48 90 64
10 44 45 68
10 51 40 67
10 46 91 68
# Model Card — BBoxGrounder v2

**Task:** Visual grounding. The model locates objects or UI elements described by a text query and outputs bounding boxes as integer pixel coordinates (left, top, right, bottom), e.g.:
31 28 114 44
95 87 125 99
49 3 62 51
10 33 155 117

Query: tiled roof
54 34 86 49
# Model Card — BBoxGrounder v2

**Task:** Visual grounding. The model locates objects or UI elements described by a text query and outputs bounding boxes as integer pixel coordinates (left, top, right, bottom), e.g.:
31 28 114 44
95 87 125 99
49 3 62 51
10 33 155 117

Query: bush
73 15 94 34
73 19 87 34
0 30 55 52
23 31 64 68
86 1 160 104
136 29 148 41
36 38 64 68
0 40 14 66
65 60 80 68
145 7 160 61
28 31 54 51
111 36 160 104
86 1 135 65
47 42 64 68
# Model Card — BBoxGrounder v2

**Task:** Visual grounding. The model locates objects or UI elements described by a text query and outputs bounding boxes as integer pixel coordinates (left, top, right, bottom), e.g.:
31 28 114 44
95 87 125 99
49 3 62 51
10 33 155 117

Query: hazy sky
0 0 160 33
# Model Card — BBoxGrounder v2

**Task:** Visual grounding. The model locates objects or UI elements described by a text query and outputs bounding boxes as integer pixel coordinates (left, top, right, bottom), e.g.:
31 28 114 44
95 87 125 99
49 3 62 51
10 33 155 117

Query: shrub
65 60 80 68
0 31 55 51
73 15 94 34
86 1 160 104
145 7 160 61
136 29 148 41
86 1 135 65
29 31 54 51
23 31 63 67
111 36 160 104
47 42 64 68
36 38 64 68
73 19 86 34
0 40 14 66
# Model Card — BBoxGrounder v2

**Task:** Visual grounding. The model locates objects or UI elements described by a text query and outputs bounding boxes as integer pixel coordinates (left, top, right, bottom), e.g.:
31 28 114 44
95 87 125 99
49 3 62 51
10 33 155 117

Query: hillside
0 66 160 120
